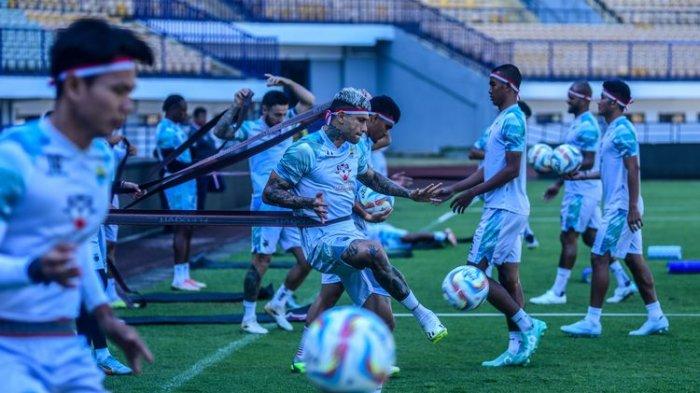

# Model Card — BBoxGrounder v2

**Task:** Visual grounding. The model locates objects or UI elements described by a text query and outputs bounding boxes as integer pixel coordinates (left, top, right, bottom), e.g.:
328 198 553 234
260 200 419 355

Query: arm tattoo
212 104 239 140
263 176 314 209
358 169 410 198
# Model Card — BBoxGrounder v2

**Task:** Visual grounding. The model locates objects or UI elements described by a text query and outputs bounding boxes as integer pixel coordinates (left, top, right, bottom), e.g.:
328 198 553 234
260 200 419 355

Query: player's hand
97 307 154 374
32 243 80 287
310 192 328 223
264 73 289 87
563 170 584 180
409 183 443 203
364 207 393 223
390 171 413 187
450 190 476 214
121 181 146 198
107 134 125 147
127 143 138 157
234 88 254 107
628 206 643 232
543 184 560 201
430 185 455 205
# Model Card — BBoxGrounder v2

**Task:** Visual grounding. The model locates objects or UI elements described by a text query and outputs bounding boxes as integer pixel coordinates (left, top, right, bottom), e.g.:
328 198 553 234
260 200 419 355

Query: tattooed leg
341 240 410 300
243 253 271 302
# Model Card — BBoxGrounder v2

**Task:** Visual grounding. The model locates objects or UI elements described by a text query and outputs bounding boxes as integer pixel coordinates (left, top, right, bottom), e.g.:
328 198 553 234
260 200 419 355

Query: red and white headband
51 57 136 85
374 112 396 127
602 89 633 111
490 72 520 94
568 89 591 101
324 107 373 125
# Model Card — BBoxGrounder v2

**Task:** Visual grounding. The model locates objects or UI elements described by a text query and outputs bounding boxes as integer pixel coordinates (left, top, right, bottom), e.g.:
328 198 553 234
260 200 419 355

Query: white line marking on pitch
161 323 276 392
393 313 700 317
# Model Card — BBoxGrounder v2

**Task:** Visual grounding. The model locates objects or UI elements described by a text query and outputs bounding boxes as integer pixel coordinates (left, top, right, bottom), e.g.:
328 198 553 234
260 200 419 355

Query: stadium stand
421 0 538 23
601 0 700 24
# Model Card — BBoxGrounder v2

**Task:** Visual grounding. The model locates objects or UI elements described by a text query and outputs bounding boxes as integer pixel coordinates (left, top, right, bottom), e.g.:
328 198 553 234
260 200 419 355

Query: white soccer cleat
524 236 540 249
418 311 448 343
561 319 602 337
264 302 293 332
171 280 200 291
530 290 567 305
629 316 669 336
241 320 269 334
606 282 638 303
186 278 207 289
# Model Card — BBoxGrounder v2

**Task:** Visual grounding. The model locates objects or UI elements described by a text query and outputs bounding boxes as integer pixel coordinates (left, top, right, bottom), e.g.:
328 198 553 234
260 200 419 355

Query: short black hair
602 79 632 109
51 18 153 98
517 101 532 119
193 106 207 118
491 63 522 90
262 90 289 108
162 94 185 112
571 80 592 98
370 95 401 124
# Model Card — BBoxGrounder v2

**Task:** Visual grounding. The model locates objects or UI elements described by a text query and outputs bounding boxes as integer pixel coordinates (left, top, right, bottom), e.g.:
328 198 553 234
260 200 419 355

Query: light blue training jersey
276 129 370 222
482 103 530 216
0 119 112 321
563 111 602 198
237 109 297 201
156 118 192 164
599 115 643 213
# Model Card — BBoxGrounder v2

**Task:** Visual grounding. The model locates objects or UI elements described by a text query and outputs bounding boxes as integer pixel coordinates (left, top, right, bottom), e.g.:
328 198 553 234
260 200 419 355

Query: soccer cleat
390 365 401 377
97 355 133 376
521 318 547 356
560 319 601 337
524 234 539 249
186 278 207 289
171 280 200 291
286 294 302 309
606 282 638 303
418 312 448 343
290 361 306 374
264 302 293 332
530 290 567 305
110 299 128 309
444 228 458 247
241 320 269 334
481 350 529 367
629 316 669 336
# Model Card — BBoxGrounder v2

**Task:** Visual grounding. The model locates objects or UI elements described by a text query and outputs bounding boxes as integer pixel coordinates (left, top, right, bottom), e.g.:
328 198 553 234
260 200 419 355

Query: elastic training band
490 72 520 94
51 57 136 85
602 90 633 111
568 89 591 101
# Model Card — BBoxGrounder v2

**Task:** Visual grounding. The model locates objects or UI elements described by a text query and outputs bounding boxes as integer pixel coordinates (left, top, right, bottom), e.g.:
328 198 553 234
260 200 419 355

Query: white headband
602 90 633 111
490 72 520 94
568 89 591 101
53 57 136 84
324 109 373 125
374 112 396 126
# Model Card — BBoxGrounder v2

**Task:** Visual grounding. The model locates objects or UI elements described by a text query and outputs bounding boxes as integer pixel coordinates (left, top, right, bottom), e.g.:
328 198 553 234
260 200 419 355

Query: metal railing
529 122 700 145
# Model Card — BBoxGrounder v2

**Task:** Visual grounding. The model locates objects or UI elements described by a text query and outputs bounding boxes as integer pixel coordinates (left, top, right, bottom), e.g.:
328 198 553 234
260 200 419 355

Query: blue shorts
164 179 197 210
0 335 105 393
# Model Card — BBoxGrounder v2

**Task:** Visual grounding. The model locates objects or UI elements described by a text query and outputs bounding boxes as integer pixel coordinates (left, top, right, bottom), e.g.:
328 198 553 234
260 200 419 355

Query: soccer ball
550 144 583 175
358 185 394 215
303 306 395 393
442 265 489 311
527 143 553 173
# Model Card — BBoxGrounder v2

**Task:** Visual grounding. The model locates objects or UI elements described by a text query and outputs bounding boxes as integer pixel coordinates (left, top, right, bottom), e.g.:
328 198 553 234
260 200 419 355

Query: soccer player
0 18 153 391
438 65 546 367
215 74 315 334
264 87 447 348
561 80 669 337
189 106 220 210
470 101 539 249
531 81 637 305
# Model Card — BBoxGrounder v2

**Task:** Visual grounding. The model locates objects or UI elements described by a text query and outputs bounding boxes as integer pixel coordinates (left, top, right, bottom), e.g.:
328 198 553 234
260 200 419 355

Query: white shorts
468 208 527 265
103 224 118 243
321 269 389 298
250 197 301 254
87 227 106 271
560 193 601 233
302 218 374 306
592 209 643 259
0 336 105 393
164 178 197 210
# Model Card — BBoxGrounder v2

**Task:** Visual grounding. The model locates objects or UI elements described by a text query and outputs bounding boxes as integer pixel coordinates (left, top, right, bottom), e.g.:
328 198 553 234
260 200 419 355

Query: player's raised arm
213 88 254 140
265 73 315 114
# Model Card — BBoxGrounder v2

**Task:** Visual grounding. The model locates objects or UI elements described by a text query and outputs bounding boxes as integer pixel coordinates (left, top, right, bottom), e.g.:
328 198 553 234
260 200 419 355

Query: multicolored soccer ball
303 306 395 393
527 143 553 173
442 265 490 311
550 143 583 175
358 185 394 215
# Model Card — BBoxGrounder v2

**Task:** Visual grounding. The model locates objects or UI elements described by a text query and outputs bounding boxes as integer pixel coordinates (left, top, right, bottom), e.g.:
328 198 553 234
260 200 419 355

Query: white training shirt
0 119 112 322
599 115 643 213
564 111 602 199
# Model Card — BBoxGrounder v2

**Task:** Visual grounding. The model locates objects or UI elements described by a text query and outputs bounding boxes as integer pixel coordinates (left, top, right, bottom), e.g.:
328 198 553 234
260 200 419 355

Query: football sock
105 278 119 302
507 331 521 355
294 326 308 361
551 267 572 296
585 306 602 324
645 301 664 320
183 262 191 280
173 263 187 283
512 309 533 331
243 301 257 322
271 284 293 308
609 261 631 287
400 292 431 321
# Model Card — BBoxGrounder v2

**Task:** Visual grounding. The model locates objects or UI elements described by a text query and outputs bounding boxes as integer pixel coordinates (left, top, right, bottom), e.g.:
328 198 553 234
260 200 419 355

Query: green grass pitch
107 180 700 393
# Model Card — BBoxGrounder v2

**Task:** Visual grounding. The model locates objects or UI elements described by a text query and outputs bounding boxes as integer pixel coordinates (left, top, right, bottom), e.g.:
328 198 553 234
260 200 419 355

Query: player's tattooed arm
263 172 313 209
358 168 442 203
212 88 253 140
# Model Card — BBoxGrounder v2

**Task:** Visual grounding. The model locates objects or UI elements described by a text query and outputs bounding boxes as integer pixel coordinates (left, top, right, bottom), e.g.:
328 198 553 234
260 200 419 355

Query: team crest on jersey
336 163 352 182
45 154 65 176
96 165 107 185
63 194 95 230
